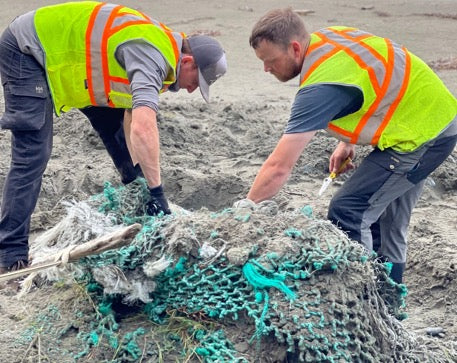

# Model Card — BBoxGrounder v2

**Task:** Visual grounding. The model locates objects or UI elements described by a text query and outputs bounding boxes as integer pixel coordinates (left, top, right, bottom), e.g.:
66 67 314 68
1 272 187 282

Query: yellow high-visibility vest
300 26 457 152
34 1 185 115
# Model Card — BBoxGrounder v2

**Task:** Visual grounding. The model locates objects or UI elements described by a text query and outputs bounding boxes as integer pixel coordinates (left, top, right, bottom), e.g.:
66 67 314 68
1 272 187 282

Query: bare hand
329 142 355 175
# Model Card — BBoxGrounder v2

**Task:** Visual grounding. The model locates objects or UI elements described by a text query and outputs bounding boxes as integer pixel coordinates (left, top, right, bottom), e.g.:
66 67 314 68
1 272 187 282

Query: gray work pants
0 28 53 268
328 123 457 266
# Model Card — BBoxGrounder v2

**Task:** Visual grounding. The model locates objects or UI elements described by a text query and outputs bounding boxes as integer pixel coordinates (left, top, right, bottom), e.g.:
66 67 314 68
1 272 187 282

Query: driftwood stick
0 223 142 282
64 222 142 262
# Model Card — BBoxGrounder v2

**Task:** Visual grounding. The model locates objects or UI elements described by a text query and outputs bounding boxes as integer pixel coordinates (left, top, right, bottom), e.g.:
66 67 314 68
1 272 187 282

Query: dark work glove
146 184 171 216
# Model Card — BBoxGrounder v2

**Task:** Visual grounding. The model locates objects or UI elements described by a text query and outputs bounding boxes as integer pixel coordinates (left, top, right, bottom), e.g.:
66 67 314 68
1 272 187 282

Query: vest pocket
0 80 50 130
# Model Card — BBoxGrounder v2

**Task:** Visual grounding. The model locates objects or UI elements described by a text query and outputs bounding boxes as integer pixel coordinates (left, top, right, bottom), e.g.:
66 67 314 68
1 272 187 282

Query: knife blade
318 157 351 197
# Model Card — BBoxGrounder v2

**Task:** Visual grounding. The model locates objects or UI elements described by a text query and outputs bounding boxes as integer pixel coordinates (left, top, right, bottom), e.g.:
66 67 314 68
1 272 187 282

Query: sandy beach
0 0 456 361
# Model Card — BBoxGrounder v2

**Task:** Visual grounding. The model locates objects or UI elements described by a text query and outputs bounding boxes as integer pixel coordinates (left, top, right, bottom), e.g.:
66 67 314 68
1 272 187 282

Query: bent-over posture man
240 8 457 283
0 1 227 273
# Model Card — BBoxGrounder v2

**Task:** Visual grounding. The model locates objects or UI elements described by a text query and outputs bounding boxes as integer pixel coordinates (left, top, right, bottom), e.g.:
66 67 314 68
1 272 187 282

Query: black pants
79 107 141 184
0 28 53 267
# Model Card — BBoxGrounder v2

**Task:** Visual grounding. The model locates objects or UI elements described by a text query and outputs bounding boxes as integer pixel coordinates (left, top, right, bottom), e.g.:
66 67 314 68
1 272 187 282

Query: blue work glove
146 184 171 216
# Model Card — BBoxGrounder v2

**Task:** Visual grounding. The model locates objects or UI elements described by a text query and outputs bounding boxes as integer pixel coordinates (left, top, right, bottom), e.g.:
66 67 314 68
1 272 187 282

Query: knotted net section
27 180 456 362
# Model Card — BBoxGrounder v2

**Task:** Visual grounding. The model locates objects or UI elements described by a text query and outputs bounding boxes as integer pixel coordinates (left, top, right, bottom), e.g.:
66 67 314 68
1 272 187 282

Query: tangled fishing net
23 179 457 362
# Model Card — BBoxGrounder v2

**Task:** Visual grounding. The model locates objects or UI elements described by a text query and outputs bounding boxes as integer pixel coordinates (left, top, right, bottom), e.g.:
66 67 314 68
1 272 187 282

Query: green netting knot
255 291 264 303
267 252 279 260
285 228 302 238
98 302 113 316
195 347 210 356
165 256 187 277
89 331 99 345
396 284 408 305
122 328 145 359
208 309 219 318
109 335 119 349
397 312 408 321
86 282 102 292
300 205 313 217
242 262 295 300
99 181 120 212
234 213 251 222
384 261 393 274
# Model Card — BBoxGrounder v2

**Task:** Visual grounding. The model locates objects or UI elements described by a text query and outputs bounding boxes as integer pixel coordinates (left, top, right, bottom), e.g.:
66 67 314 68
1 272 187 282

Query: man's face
254 39 302 82
178 56 199 93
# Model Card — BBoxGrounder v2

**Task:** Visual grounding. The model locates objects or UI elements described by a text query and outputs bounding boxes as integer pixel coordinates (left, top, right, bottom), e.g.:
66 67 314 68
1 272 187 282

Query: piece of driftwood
294 9 315 16
0 223 142 283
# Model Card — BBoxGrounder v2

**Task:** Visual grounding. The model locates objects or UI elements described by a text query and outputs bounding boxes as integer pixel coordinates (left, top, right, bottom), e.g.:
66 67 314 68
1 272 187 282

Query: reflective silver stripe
322 29 387 89
326 128 351 143
358 42 407 144
110 80 130 94
300 43 334 75
87 3 117 106
300 28 408 145
111 11 162 28
87 4 158 106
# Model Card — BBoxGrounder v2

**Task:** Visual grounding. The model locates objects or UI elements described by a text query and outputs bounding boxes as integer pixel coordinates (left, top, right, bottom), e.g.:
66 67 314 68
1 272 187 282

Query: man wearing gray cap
0 2 227 273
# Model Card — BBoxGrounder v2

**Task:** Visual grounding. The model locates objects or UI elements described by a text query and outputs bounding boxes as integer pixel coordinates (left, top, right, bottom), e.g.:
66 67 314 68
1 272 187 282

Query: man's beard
274 58 301 82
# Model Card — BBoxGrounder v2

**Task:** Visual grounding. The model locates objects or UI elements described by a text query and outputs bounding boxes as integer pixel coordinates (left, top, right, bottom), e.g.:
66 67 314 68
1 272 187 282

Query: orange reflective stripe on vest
300 28 411 145
158 22 186 67
85 3 181 107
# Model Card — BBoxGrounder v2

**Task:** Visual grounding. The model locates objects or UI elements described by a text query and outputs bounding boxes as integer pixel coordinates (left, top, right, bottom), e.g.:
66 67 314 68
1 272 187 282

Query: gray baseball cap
188 35 227 103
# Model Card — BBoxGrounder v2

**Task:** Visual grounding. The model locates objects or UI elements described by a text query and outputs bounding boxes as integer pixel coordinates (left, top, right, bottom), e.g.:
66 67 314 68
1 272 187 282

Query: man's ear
181 55 194 65
290 41 302 57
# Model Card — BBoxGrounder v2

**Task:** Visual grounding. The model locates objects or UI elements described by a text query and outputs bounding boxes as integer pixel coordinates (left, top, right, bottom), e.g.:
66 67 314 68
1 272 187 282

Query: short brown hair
249 8 308 49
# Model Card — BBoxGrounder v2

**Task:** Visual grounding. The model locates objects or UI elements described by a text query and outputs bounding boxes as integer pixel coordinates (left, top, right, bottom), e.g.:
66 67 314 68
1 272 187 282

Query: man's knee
328 196 364 243
81 107 124 138
327 195 345 225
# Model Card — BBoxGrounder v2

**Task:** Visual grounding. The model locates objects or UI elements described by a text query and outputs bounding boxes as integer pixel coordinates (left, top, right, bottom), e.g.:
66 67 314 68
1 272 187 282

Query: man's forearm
247 131 316 203
130 106 161 187
247 164 291 203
